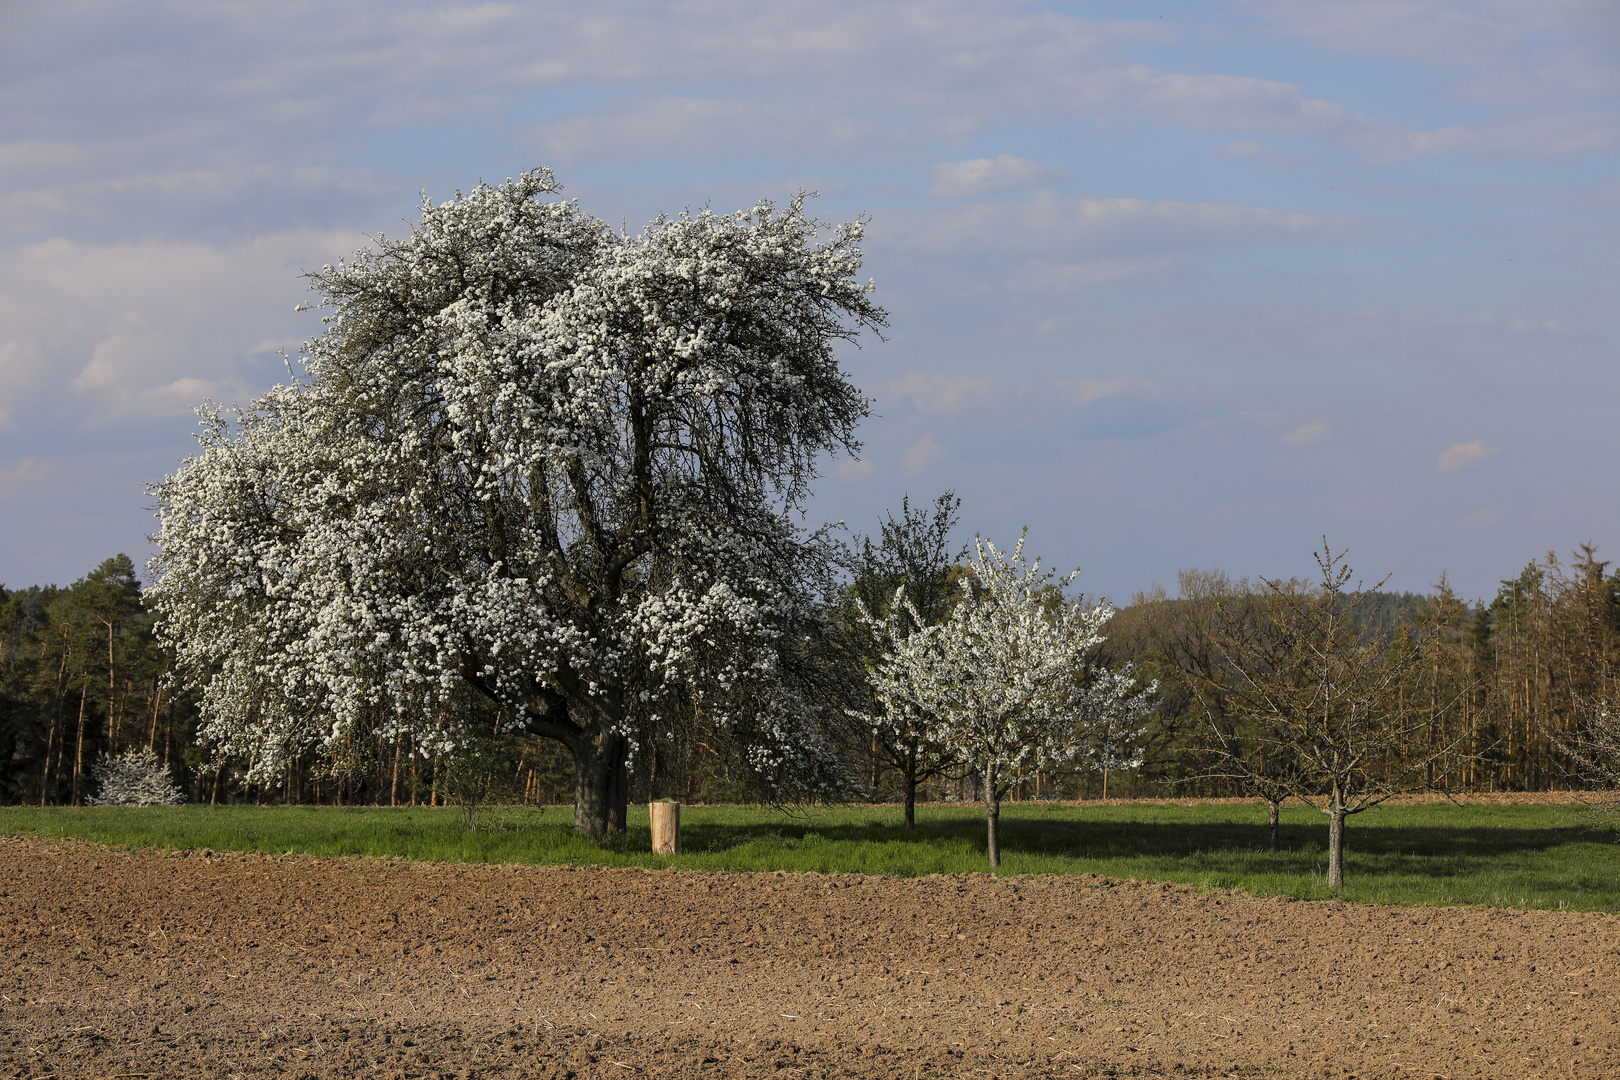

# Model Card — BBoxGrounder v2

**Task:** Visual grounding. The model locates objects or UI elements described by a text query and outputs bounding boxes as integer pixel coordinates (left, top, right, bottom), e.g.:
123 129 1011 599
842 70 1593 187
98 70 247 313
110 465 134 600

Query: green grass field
3 799 1616 911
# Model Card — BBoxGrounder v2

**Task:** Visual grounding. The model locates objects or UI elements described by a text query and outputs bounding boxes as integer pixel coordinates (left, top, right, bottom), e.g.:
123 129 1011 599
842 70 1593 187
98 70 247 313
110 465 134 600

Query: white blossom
149 169 884 834
88 747 185 807
867 534 1155 865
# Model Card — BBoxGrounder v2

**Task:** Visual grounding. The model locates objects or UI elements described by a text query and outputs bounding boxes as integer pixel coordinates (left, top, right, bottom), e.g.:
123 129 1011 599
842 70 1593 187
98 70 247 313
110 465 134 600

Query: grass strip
2 799 1616 911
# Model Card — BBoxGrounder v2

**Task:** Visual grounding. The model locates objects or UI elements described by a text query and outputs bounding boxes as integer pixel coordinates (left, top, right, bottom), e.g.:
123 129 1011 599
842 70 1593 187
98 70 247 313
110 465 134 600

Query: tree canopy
150 168 886 835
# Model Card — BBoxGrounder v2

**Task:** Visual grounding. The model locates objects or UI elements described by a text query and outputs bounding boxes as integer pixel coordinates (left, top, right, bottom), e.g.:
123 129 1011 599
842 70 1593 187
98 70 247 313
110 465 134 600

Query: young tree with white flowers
149 168 885 836
867 534 1154 866
844 491 966 828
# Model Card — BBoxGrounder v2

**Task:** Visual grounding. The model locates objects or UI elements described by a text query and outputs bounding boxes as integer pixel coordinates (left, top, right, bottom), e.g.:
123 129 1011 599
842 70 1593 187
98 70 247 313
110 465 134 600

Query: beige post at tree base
650 800 680 855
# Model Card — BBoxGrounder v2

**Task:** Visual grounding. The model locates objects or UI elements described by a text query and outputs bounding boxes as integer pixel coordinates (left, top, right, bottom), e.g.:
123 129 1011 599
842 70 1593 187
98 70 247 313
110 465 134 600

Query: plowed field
1 835 1614 1079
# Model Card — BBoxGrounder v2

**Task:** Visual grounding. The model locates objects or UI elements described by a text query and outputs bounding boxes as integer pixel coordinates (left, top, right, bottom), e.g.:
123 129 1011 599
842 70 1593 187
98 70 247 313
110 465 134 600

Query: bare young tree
1558 671 1620 826
1201 540 1471 886
1178 572 1306 850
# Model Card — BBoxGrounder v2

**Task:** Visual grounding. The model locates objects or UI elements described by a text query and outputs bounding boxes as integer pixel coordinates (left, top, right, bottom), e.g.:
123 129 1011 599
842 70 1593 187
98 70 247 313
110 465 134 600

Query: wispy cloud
929 155 1056 199
1006 255 1181 292
1282 419 1329 446
901 435 948 476
1438 440 1500 472
0 230 360 426
882 191 1375 257
882 374 1154 415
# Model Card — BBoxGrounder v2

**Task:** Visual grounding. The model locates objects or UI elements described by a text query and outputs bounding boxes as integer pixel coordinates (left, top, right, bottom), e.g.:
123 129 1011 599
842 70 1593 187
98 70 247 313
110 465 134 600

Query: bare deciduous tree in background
1199 541 1474 886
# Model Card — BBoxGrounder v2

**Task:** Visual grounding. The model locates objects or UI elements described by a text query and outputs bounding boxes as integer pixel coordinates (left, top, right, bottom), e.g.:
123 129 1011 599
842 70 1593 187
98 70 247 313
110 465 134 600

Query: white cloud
0 456 39 496
883 373 1153 415
1437 440 1499 472
1219 141 1292 166
530 98 904 163
1400 111 1620 160
928 155 1056 199
0 229 360 426
1241 0 1620 106
1007 255 1181 292
887 374 994 415
1282 419 1330 446
882 191 1373 257
901 435 948 476
1461 504 1505 527
0 341 43 428
1059 377 1154 407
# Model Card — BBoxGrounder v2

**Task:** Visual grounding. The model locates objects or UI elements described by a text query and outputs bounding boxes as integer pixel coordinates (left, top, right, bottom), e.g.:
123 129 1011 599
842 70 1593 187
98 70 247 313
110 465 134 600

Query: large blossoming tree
867 535 1155 866
149 169 885 836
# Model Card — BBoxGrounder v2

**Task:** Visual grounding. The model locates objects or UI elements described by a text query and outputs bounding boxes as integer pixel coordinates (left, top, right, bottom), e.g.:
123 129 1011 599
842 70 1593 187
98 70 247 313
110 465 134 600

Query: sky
1 0 1617 604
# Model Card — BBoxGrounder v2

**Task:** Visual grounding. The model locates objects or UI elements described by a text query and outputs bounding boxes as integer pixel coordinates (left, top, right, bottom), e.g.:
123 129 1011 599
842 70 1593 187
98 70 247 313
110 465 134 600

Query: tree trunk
984 760 1001 868
45 636 71 804
904 775 917 830
1267 798 1281 851
1327 795 1346 888
572 730 630 837
39 710 58 807
147 679 163 748
71 678 89 805
105 619 117 755
390 737 402 807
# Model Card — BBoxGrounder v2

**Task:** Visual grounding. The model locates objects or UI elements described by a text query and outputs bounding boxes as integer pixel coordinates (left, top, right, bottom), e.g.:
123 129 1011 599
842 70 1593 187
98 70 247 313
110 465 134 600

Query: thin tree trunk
71 677 89 805
43 641 71 805
1267 798 1281 851
984 760 1001 868
1327 795 1346 888
904 774 917 830
148 678 163 748
105 619 117 755
39 712 57 808
391 737 402 807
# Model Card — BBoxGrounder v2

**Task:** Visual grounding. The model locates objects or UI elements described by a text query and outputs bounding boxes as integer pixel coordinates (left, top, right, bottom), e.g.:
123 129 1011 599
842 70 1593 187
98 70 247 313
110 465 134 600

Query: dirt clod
1 835 1616 1077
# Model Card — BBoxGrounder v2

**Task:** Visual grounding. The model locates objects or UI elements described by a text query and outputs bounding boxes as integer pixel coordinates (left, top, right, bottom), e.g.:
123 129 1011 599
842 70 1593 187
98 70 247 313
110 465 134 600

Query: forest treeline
2 543 1617 807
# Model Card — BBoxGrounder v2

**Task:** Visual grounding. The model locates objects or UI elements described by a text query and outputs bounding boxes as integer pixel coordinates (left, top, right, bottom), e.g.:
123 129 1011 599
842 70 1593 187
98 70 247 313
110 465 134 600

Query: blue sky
2 0 1617 603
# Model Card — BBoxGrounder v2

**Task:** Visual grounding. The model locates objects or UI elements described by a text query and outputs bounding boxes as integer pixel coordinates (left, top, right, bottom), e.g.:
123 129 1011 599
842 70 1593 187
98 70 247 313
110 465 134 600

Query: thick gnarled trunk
572 729 630 837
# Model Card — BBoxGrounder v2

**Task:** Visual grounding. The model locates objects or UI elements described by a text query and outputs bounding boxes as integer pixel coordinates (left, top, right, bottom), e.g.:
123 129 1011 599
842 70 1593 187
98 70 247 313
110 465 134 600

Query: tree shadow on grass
665 806 1612 882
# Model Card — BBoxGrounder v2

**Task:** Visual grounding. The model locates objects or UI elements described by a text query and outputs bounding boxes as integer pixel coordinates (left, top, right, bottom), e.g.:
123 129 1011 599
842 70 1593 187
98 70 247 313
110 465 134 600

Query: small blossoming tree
88 747 184 806
867 535 1154 866
149 168 885 836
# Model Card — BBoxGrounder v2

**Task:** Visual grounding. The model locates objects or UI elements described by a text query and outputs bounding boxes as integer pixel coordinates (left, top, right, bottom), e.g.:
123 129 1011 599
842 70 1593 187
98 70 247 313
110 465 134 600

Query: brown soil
2 836 1614 1080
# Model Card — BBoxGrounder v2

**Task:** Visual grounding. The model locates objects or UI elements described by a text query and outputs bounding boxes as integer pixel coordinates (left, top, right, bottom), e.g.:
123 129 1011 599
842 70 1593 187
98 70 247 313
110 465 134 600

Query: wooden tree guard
650 800 680 855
